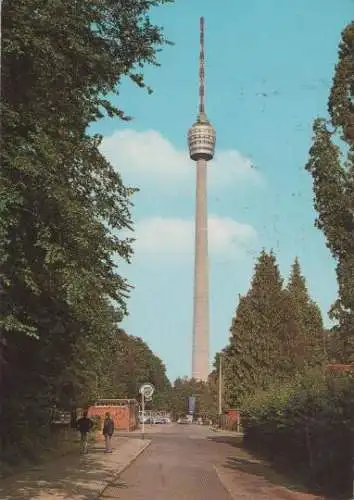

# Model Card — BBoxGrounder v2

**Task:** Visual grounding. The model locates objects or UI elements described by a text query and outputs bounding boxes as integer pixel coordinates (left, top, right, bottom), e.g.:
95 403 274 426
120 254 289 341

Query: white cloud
133 215 257 260
100 129 263 189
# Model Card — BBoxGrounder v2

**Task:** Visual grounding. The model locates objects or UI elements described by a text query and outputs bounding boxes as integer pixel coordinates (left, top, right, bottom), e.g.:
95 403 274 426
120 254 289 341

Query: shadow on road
208 435 334 499
207 434 244 447
224 455 309 492
100 479 129 498
0 445 127 500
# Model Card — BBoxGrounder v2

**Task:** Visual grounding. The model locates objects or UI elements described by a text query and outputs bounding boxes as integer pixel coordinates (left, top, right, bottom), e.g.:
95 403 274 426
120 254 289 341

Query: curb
97 439 151 498
116 439 151 476
214 465 238 500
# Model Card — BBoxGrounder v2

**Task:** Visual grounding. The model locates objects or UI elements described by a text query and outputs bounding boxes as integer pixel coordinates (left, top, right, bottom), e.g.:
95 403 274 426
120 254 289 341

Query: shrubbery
241 371 354 497
90 415 102 432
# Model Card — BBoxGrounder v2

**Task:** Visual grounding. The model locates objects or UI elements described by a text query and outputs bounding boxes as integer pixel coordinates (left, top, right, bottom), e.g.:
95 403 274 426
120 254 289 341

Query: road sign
139 383 155 398
188 396 196 415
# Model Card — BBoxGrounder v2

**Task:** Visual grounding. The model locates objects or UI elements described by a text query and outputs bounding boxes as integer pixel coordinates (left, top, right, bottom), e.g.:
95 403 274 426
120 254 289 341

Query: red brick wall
326 364 354 373
220 409 241 430
88 406 133 431
227 409 240 423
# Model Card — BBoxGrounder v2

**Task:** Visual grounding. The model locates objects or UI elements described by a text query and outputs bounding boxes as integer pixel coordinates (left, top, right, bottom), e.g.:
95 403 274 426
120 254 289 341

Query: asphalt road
100 424 233 499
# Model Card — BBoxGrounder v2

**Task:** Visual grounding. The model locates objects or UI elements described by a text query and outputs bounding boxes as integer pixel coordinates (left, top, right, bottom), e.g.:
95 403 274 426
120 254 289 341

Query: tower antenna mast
199 16 205 116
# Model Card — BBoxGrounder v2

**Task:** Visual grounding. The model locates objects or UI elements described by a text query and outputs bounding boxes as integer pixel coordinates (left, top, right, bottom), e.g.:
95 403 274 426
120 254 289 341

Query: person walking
209 418 213 431
103 412 115 453
76 410 93 454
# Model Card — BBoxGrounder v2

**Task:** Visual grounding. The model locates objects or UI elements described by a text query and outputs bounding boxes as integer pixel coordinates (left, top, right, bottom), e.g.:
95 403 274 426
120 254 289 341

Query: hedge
241 371 354 497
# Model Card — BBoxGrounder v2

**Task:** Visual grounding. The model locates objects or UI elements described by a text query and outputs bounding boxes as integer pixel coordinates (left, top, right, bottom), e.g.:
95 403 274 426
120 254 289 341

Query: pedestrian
76 410 93 454
103 412 115 453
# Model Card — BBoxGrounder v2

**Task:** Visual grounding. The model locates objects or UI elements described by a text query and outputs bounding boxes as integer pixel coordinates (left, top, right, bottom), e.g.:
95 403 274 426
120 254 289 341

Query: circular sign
139 383 155 398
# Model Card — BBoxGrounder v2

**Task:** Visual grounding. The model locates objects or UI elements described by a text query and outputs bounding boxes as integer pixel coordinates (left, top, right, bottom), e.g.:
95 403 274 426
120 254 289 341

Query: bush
90 415 102 432
241 371 354 497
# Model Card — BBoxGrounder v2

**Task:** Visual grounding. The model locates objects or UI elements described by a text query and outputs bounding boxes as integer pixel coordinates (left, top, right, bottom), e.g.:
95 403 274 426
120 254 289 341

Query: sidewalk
0 436 151 500
214 465 326 500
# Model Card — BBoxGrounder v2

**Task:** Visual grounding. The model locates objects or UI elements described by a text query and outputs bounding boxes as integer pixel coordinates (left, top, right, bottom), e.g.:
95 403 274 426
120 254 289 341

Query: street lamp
218 352 223 423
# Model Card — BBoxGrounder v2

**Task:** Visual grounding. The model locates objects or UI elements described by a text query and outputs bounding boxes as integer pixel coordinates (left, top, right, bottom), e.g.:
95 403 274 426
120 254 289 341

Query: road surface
100 424 232 499
99 424 319 500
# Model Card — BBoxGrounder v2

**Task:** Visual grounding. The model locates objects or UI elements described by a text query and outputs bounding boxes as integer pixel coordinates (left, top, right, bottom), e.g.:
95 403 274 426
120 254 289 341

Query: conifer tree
224 250 297 402
287 258 326 368
247 250 297 380
306 22 354 362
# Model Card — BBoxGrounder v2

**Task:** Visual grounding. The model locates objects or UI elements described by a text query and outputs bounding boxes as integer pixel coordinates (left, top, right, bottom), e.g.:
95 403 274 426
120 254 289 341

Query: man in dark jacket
77 410 93 454
103 412 114 453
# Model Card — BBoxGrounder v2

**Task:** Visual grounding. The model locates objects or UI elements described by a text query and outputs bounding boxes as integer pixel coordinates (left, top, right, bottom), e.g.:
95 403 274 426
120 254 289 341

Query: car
177 417 190 424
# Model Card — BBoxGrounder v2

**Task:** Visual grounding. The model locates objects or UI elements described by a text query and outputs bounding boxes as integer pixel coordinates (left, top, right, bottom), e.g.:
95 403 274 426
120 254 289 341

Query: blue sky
90 0 353 382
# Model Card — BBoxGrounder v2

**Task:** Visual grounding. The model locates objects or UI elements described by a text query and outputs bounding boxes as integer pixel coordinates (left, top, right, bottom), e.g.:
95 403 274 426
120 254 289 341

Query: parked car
177 416 190 424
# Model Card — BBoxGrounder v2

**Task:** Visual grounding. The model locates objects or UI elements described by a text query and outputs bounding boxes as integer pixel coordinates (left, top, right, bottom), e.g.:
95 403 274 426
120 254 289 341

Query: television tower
188 17 216 382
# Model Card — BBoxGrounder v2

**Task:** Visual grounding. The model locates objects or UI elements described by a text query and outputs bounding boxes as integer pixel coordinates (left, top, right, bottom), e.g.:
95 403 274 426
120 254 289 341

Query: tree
170 377 216 421
223 250 303 404
208 352 222 412
1 0 173 339
223 297 260 407
325 327 343 364
286 257 327 368
0 0 173 463
114 331 172 410
305 21 354 362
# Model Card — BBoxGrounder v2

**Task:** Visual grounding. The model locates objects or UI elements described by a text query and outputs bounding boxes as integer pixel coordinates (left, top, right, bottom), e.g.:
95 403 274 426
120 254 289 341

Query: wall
220 409 241 430
88 406 136 431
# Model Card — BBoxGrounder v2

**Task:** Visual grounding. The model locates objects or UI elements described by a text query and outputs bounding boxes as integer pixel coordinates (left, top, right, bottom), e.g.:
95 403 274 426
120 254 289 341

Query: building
188 17 216 381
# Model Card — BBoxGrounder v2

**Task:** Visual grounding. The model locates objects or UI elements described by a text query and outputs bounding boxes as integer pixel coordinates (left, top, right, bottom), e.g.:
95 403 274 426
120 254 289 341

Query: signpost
139 383 155 439
188 396 196 423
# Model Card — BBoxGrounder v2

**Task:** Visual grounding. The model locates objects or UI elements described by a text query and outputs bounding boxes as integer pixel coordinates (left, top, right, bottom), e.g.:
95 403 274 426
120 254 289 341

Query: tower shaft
192 159 209 381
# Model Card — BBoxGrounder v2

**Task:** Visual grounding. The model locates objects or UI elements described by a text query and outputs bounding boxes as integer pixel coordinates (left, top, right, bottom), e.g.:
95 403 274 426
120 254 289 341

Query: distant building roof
94 399 138 407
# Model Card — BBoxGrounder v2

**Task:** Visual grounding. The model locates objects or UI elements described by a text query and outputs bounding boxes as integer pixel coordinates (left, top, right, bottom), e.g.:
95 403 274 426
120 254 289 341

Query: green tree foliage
286 257 327 368
242 371 354 497
0 0 172 463
208 352 223 412
171 377 216 421
235 26 354 496
114 330 172 410
223 250 295 403
305 22 354 362
325 327 343 363
223 251 326 405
